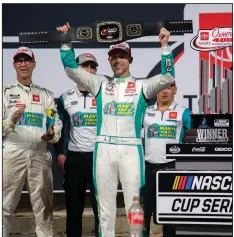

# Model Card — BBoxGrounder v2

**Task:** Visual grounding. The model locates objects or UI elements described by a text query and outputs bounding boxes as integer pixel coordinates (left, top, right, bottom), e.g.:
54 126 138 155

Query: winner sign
196 128 229 142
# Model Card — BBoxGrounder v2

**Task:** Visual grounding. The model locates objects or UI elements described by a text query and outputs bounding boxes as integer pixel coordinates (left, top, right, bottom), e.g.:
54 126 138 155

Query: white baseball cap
76 53 98 66
13 47 35 61
108 42 131 56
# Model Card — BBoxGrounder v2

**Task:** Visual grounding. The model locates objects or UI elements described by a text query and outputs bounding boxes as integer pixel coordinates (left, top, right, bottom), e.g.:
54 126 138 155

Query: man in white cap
56 22 174 237
3 46 62 237
54 53 99 237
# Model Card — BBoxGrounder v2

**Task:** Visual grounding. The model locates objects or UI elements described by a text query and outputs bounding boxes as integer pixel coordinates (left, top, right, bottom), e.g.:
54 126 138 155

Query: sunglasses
14 59 34 65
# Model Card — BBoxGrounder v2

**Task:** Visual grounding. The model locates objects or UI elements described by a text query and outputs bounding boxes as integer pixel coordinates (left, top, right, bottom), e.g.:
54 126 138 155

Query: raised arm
161 46 175 77
142 73 174 100
57 23 106 97
142 27 175 100
60 43 106 96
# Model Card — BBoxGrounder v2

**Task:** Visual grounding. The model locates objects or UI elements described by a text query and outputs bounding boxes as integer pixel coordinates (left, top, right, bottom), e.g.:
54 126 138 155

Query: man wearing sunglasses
3 47 62 237
54 53 99 237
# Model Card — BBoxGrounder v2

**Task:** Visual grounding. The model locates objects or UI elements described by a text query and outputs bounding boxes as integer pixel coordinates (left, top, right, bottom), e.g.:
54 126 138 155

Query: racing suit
60 43 175 237
3 81 62 237
54 86 99 237
142 101 191 236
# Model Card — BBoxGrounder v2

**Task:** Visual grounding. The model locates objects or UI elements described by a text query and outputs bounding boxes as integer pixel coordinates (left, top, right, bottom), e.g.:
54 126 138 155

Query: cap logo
16 48 30 54
86 53 93 58
111 42 128 50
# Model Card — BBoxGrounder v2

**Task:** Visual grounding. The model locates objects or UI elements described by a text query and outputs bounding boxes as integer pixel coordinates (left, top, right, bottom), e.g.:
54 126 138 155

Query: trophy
18 20 193 45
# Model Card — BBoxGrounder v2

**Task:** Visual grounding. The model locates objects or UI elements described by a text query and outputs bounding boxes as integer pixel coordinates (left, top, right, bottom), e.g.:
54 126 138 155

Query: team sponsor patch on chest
32 94 40 102
9 94 21 100
9 99 21 105
72 112 97 127
105 82 115 95
169 112 177 119
103 101 135 116
147 123 177 139
18 112 44 128
147 112 156 117
92 98 96 107
125 82 136 94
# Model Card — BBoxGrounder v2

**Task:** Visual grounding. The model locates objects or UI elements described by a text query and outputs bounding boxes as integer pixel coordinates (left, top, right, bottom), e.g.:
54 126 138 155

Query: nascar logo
172 175 232 191
173 176 194 190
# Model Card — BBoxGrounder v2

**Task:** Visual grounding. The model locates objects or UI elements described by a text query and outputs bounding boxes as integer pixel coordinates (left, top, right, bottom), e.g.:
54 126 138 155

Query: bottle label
128 212 144 225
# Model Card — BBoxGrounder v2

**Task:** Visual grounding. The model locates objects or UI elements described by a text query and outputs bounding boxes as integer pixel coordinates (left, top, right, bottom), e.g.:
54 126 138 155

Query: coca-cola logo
192 147 206 152
128 212 144 225
132 213 144 221
169 146 181 154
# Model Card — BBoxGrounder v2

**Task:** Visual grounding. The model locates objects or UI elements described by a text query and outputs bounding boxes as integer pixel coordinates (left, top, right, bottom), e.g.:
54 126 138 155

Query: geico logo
172 198 232 213
215 147 232 151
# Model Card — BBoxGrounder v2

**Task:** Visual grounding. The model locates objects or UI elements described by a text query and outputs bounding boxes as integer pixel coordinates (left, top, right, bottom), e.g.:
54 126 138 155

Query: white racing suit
60 43 175 237
3 81 62 237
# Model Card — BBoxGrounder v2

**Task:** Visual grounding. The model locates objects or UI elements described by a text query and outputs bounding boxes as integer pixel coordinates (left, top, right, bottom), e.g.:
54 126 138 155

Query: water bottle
128 196 144 237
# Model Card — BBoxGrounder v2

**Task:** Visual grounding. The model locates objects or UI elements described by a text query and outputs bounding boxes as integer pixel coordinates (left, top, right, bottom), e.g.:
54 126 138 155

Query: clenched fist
56 22 70 33
159 27 170 47
41 125 55 142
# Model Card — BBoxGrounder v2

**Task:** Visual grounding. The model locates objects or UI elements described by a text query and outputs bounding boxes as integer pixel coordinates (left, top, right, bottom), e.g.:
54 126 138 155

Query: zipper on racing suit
82 91 89 109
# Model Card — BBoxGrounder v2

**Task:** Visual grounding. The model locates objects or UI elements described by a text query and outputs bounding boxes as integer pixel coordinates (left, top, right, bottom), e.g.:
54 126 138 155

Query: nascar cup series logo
156 171 232 225
190 27 232 51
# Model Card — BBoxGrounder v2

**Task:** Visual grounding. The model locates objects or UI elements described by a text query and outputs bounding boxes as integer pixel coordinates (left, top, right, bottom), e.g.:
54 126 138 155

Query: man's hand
41 125 55 142
11 104 26 124
56 154 66 173
56 22 70 33
159 27 170 47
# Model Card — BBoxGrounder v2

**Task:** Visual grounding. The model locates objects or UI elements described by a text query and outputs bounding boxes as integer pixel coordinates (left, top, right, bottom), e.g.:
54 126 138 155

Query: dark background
3 3 186 191
3 3 186 36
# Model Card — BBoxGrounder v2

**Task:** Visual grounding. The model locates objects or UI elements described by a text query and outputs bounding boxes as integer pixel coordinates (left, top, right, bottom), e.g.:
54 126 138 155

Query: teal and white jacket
60 43 175 146
54 86 97 155
143 101 192 164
